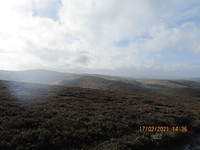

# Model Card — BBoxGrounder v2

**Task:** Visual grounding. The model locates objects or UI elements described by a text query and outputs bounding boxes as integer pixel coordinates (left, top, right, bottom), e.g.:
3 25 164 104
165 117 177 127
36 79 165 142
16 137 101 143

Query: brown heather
0 80 199 150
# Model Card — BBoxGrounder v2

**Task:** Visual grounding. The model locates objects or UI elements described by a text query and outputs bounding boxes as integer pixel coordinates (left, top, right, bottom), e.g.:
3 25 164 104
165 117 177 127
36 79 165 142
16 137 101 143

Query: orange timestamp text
139 126 188 132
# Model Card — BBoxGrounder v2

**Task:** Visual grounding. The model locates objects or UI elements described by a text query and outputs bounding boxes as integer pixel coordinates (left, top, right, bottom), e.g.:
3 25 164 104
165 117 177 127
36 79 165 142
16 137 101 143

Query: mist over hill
51 76 152 93
0 69 200 98
0 69 72 84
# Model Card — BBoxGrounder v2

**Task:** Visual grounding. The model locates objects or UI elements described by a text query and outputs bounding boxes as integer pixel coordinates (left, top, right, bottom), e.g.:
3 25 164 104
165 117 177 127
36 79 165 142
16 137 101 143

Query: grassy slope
53 77 200 98
1 70 200 98
0 80 199 150
136 80 187 88
135 79 200 88
52 76 152 93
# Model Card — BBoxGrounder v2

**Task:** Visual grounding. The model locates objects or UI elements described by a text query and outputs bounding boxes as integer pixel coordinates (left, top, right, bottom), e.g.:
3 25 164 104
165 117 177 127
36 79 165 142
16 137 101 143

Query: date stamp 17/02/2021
139 126 188 132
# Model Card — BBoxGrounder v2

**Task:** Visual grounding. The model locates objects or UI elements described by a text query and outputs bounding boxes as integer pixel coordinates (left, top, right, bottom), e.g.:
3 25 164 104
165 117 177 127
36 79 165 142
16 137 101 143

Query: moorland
0 79 200 150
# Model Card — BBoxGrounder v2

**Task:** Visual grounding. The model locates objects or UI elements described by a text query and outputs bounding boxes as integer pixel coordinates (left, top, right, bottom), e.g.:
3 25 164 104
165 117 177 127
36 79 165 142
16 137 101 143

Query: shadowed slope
52 76 152 93
1 69 200 98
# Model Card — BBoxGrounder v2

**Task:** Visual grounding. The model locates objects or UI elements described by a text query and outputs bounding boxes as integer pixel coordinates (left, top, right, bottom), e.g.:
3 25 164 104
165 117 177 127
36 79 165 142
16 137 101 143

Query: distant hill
52 76 152 93
0 69 72 84
135 79 200 88
136 80 187 88
1 69 200 97
173 80 200 88
191 78 200 82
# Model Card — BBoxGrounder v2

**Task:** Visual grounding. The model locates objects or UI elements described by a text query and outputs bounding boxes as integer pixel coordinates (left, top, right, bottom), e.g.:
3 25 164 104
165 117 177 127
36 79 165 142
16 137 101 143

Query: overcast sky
0 0 200 78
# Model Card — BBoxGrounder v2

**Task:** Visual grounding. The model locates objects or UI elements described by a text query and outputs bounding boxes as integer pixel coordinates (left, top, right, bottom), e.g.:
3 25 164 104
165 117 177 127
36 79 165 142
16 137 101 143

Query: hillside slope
136 79 200 88
1 69 200 98
52 76 152 93
0 69 72 84
0 80 199 150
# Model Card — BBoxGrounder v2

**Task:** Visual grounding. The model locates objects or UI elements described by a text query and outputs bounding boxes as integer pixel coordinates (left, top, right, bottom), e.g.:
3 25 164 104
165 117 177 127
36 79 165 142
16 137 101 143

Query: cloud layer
0 0 200 78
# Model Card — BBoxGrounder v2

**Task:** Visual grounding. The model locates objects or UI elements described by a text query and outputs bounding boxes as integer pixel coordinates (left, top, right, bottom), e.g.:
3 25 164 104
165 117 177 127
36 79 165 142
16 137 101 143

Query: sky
0 0 200 78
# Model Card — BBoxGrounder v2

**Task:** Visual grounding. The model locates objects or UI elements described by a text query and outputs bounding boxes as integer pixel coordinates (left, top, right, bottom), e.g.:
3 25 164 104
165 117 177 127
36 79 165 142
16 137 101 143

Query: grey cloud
75 55 90 64
25 41 61 62
1 0 200 78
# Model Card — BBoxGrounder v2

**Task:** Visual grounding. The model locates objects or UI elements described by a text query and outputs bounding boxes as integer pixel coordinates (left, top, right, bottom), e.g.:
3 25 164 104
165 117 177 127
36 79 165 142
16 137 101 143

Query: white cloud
142 22 200 52
0 0 200 77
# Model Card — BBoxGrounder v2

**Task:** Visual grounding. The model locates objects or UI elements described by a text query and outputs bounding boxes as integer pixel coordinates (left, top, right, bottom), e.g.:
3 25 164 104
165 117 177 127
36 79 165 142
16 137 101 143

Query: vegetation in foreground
0 80 200 150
